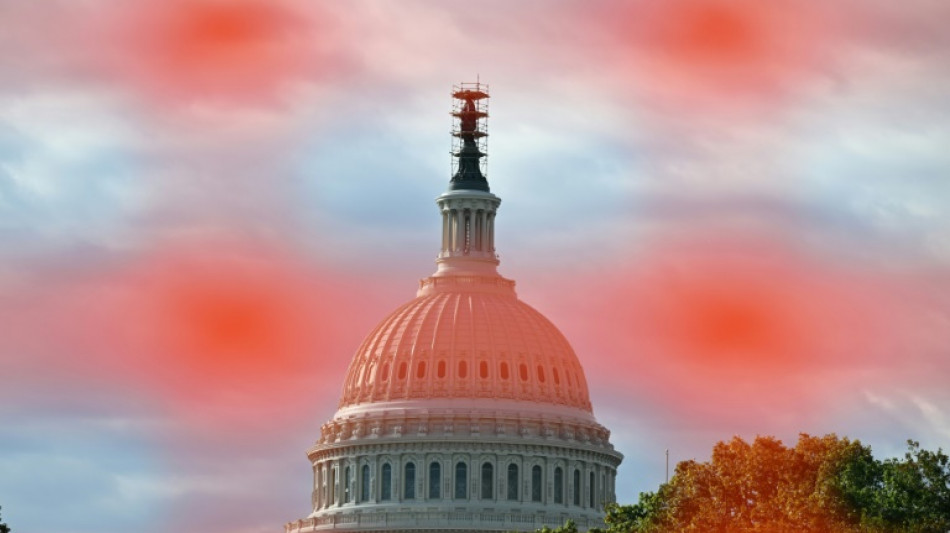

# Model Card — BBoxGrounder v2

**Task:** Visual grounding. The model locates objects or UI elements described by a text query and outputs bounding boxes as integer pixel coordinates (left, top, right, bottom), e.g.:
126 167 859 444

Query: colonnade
312 450 616 514
441 207 495 256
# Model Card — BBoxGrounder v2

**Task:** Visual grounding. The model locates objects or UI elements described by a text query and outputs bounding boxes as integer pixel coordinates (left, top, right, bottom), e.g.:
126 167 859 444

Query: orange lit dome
339 279 592 412
288 83 621 533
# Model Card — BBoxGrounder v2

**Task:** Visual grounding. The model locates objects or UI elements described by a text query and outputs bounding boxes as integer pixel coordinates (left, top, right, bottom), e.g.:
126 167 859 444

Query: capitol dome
286 83 622 533
339 284 592 412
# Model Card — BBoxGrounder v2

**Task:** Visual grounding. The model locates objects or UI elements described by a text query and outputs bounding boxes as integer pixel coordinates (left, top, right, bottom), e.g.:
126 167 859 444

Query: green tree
536 519 578 533
840 440 950 533
0 505 10 533
536 436 949 533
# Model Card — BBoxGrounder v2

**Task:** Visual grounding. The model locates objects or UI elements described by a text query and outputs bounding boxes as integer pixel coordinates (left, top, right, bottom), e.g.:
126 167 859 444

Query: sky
1 0 949 532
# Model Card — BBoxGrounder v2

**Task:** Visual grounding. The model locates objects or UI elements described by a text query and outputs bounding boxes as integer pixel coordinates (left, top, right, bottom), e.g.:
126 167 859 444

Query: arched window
481 462 494 500
573 469 581 506
531 465 542 502
519 363 528 381
344 466 351 503
330 467 337 505
554 467 563 504
458 360 468 378
381 362 390 382
429 462 441 499
417 361 426 379
500 362 509 380
438 360 446 378
381 464 392 501
479 360 488 379
404 462 416 499
361 465 370 502
552 367 560 385
398 362 407 380
589 471 595 508
455 462 467 499
507 464 519 501
537 365 545 383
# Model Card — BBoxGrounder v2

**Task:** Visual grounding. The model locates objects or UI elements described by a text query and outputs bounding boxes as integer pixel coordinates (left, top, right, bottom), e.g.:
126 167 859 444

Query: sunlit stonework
285 83 623 533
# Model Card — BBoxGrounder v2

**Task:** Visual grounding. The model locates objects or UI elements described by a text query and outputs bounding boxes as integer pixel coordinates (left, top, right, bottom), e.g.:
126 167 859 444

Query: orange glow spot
602 0 836 109
98 243 361 422
100 0 319 105
160 268 304 382
659 2 771 68
656 269 808 370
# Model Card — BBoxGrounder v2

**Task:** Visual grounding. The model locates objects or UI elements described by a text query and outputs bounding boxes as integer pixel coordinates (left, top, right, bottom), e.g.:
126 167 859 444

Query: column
488 213 495 252
463 209 471 253
479 210 488 253
452 209 465 252
442 210 449 253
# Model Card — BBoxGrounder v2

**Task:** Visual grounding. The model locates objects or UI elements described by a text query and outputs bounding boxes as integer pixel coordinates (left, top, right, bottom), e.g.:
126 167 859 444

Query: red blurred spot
571 234 907 427
98 0 322 105
156 261 307 386
600 0 837 109
652 262 811 371
90 242 365 425
659 2 771 68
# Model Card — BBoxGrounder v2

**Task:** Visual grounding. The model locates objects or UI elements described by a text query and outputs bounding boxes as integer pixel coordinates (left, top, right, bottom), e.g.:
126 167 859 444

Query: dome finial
450 81 490 191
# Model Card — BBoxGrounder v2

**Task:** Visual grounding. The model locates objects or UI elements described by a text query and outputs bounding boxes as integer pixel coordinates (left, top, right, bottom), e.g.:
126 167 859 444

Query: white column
480 210 488 253
454 210 463 252
442 210 449 253
488 213 495 252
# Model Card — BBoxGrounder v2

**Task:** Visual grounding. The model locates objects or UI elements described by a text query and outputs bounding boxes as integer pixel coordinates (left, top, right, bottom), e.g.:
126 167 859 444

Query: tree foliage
557 435 950 533
0 505 9 533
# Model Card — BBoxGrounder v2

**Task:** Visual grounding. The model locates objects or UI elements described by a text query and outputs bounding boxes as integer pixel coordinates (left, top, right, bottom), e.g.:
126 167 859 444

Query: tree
0 505 10 533
536 519 578 533
536 436 949 533
839 440 950 533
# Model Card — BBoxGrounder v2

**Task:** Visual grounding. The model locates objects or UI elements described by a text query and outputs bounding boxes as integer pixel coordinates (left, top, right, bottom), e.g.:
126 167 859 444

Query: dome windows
454 462 467 499
381 463 392 501
437 360 446 378
404 462 416 499
531 465 542 502
417 361 427 379
398 362 407 381
361 465 370 502
429 462 441 499
381 362 390 382
507 464 519 500
519 363 528 382
480 462 494 499
458 360 468 379
500 362 509 380
479 360 489 379
537 365 545 383
552 367 560 385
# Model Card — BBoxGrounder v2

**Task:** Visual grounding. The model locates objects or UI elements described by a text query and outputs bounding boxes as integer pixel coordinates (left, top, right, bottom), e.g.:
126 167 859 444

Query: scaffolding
450 81 490 181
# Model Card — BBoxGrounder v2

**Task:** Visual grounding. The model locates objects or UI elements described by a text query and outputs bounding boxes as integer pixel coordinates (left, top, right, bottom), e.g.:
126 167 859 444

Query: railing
285 510 600 532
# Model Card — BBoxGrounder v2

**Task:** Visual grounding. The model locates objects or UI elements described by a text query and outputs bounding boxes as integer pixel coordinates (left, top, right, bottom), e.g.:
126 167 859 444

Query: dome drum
292 436 620 533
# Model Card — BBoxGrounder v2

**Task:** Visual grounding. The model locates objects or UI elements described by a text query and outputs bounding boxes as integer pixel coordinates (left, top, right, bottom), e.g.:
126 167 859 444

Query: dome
286 83 621 533
338 276 592 412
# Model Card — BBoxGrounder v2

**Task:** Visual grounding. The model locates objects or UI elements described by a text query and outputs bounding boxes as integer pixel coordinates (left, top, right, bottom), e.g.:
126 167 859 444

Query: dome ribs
394 293 437 400
337 290 593 413
475 293 500 399
373 297 421 403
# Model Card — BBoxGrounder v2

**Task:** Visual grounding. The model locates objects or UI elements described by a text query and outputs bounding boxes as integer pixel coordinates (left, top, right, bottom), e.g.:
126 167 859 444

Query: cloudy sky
1 1 949 532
